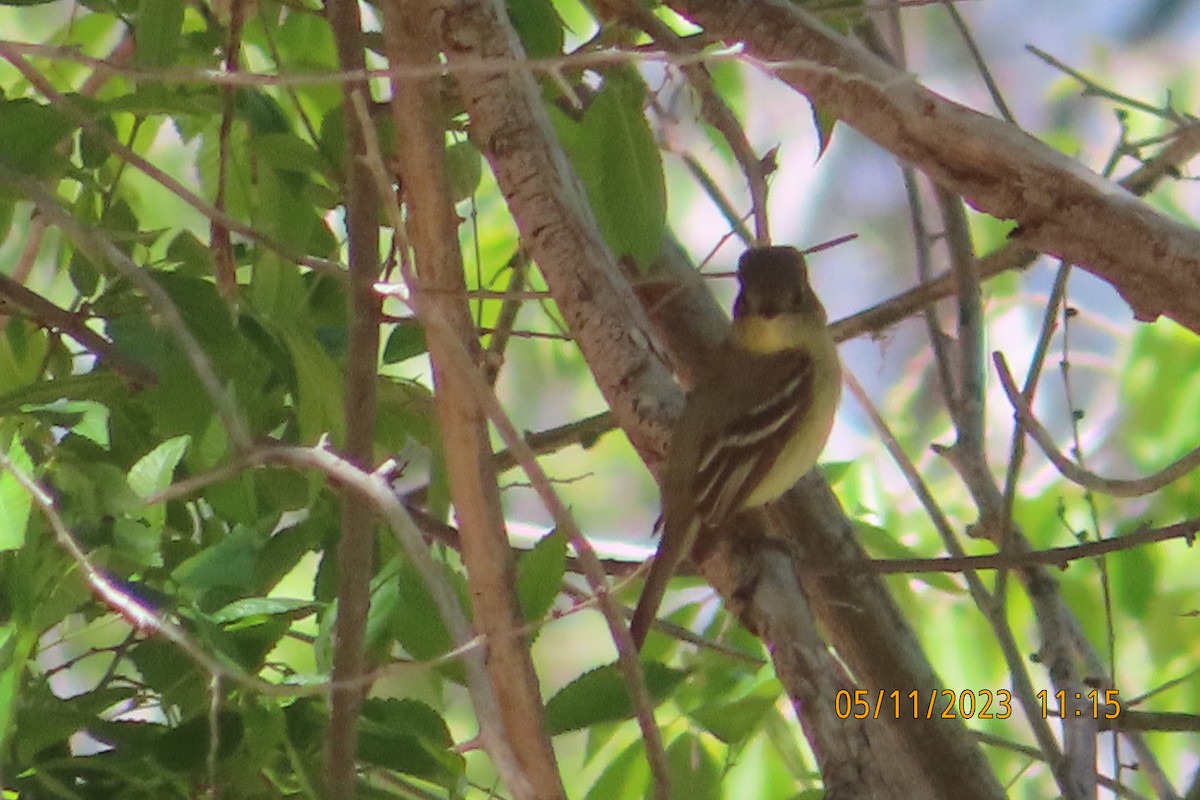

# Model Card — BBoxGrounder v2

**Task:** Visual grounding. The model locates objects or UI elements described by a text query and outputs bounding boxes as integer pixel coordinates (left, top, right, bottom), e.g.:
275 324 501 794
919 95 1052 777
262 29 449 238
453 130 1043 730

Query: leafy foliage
0 1 1197 799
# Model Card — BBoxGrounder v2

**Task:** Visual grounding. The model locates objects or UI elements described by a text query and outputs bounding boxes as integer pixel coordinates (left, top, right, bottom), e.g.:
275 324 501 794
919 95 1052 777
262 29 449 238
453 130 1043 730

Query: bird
629 245 842 649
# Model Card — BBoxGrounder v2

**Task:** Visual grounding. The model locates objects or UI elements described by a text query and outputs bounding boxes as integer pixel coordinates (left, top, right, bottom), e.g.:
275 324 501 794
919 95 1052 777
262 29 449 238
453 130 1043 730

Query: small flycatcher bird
629 246 842 649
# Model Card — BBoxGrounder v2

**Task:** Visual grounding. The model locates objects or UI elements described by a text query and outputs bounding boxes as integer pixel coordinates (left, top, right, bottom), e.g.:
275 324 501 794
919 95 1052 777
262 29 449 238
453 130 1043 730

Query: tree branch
668 0 1200 333
326 4 381 797
382 6 560 797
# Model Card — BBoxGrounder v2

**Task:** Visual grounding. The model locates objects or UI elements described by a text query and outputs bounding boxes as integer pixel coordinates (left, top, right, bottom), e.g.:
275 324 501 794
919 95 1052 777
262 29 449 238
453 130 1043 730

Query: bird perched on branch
630 246 842 649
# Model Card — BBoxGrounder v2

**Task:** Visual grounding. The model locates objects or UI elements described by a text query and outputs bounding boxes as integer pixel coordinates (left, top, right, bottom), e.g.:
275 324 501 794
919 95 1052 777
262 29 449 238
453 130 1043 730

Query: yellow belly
742 337 841 508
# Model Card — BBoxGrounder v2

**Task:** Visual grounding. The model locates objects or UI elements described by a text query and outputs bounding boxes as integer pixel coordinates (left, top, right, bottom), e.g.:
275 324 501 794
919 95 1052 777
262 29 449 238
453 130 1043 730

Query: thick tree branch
382 6 560 797
427 0 682 468
668 0 1200 333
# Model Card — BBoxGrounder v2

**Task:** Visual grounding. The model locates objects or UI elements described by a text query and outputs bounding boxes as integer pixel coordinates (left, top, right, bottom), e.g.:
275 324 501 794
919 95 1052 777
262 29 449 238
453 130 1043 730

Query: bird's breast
742 337 841 508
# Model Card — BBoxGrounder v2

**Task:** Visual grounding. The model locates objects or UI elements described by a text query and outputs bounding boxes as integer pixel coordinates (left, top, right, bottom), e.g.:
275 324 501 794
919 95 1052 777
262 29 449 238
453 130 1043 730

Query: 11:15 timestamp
1038 689 1121 719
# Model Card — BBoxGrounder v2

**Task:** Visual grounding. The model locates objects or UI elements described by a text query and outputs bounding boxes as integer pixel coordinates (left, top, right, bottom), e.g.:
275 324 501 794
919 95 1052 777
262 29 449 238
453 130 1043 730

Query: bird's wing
692 350 815 526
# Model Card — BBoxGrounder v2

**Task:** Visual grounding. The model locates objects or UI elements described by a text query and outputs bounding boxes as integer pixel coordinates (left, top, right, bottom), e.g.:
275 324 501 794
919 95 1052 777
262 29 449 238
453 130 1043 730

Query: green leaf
128 638 207 713
549 68 666 269
0 434 33 551
382 320 427 364
250 132 327 175
0 319 49 396
357 698 464 787
234 88 291 136
172 524 263 592
135 0 185 68
812 104 838 161
508 0 565 59
278 328 346 445
665 732 721 800
584 740 649 800
126 434 190 538
545 661 686 735
0 374 128 418
856 522 962 594
113 517 162 567
79 114 116 168
0 97 75 176
387 557 456 663
688 691 777 745
165 230 214 276
210 596 318 624
101 87 223 118
1110 538 1158 618
127 434 190 498
516 529 566 625
806 0 866 34
154 711 244 772
444 139 483 203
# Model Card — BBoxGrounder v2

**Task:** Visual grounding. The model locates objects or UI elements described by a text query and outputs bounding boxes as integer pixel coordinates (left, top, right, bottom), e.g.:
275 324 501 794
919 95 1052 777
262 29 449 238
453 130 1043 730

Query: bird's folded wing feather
692 352 815 526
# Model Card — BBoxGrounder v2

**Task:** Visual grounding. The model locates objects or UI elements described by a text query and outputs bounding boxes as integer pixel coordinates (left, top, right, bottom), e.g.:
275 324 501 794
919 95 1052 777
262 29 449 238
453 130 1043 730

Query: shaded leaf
135 0 185 68
545 661 686 735
516 529 566 625
549 68 665 269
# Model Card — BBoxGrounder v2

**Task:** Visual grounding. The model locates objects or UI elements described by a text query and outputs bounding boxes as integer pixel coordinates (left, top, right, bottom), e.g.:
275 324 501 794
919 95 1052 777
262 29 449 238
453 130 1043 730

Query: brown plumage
630 247 841 650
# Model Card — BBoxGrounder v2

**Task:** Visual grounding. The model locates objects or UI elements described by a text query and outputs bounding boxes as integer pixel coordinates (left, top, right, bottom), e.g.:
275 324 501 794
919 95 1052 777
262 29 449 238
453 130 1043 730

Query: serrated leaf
101 87 223 118
508 0 564 59
234 88 291 136
545 660 686 735
154 711 243 772
278 328 345 445
0 373 128 416
387 558 459 671
357 698 463 787
172 525 262 592
113 517 161 567
250 132 327 175
444 139 482 203
79 114 116 168
584 740 649 800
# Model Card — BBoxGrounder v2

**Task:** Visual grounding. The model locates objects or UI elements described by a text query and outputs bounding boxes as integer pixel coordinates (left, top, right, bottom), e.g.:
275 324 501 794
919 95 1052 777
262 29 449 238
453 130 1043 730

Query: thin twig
809 517 1198 575
0 47 344 278
413 298 671 797
483 253 530 386
941 1 1015 123
1027 45 1187 122
0 165 251 449
993 352 1200 497
843 369 1069 785
326 3 382 796
630 8 772 244
0 273 156 388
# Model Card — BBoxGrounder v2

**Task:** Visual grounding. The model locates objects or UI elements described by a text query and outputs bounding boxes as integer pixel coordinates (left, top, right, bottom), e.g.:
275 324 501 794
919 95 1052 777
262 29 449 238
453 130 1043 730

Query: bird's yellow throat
732 311 830 355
